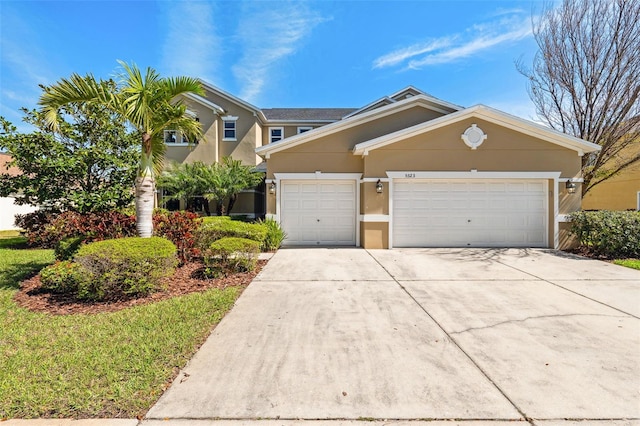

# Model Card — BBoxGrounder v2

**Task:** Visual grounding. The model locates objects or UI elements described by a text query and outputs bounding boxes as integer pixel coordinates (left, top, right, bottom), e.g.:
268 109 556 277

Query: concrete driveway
145 248 640 425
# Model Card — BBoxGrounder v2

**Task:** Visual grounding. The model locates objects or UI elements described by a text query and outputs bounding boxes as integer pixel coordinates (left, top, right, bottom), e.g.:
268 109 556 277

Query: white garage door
393 179 548 247
281 180 356 246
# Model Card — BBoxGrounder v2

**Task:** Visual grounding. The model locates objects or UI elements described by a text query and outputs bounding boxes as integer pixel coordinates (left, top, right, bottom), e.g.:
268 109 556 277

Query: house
163 80 355 216
0 153 38 231
255 87 600 250
581 143 640 211
166 83 600 250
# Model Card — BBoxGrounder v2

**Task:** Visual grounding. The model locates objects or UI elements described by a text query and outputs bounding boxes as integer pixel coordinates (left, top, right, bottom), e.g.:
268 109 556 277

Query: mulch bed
13 260 266 316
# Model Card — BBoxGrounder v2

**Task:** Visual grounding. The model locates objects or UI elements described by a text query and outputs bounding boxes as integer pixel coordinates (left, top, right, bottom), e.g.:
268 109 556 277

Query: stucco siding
582 166 640 210
364 119 580 177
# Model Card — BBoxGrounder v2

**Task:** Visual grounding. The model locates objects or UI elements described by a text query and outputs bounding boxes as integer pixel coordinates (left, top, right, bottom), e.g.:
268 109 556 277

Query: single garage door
393 179 547 247
281 180 356 246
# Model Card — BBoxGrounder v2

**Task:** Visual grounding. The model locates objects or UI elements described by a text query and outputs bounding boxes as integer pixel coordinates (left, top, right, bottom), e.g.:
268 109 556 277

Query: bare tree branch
517 0 640 195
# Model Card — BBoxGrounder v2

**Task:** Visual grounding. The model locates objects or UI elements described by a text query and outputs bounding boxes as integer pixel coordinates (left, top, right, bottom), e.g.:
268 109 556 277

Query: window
637 191 640 211
297 126 313 134
222 116 238 141
270 127 284 144
164 130 179 144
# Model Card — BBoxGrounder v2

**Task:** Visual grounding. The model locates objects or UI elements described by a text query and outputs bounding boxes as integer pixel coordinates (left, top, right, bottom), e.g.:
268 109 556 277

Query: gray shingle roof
261 108 357 121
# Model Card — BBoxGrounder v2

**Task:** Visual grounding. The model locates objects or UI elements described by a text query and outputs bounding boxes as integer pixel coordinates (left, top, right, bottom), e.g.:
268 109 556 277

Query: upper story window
270 127 284 144
164 130 179 144
165 117 200 145
297 126 313 134
222 116 238 141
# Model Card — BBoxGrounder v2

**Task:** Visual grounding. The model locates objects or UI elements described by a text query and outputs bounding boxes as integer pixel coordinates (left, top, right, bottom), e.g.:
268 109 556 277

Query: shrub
257 218 286 251
14 210 60 247
153 210 201 264
204 237 260 277
54 236 86 261
569 210 640 258
195 217 267 251
40 261 84 294
74 237 178 300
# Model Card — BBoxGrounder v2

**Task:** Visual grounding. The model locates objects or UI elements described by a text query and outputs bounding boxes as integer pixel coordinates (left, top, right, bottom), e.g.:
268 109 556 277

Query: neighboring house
255 87 601 250
163 80 355 216
0 153 38 231
582 143 640 211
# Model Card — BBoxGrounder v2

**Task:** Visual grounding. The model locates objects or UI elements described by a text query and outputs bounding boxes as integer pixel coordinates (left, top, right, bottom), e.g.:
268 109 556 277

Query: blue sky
1 0 545 132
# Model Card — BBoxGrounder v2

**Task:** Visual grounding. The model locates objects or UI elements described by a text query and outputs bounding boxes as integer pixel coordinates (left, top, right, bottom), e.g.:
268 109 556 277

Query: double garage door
393 179 548 247
279 178 548 247
280 180 357 246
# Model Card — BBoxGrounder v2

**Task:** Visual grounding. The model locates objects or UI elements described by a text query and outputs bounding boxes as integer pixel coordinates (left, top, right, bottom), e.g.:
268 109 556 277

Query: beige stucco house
164 83 600 249
255 87 601 250
162 80 354 215
582 143 640 211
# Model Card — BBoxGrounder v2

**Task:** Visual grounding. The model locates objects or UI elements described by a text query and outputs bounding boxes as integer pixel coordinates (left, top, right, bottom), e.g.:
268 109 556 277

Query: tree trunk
226 194 237 216
136 133 155 237
135 175 155 237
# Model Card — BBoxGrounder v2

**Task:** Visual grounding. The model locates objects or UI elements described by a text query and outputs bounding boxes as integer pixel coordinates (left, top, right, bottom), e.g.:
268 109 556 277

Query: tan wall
361 182 389 215
361 222 389 249
261 126 318 146
558 222 578 250
364 118 581 177
266 106 443 178
582 166 640 210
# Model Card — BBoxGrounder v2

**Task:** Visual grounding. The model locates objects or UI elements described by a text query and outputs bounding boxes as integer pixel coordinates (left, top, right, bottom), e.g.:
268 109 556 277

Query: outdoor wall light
565 180 577 194
269 181 276 195
376 179 383 194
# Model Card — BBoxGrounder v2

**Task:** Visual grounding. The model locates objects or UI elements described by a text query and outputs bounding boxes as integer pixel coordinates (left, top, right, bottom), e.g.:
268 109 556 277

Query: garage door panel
393 179 547 248
281 180 356 246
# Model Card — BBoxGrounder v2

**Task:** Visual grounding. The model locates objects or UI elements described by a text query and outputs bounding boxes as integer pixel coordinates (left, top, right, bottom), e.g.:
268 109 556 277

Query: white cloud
372 38 455 69
373 14 533 70
160 2 220 82
232 2 329 103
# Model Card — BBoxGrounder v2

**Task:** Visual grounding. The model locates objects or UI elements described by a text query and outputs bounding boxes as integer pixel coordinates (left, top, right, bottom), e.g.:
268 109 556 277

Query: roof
0 153 21 177
352 104 602 157
197 79 267 121
256 93 468 158
261 108 357 122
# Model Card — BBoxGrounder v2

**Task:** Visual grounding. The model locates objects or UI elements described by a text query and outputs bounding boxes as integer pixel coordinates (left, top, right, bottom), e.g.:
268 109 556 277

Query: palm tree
38 61 204 236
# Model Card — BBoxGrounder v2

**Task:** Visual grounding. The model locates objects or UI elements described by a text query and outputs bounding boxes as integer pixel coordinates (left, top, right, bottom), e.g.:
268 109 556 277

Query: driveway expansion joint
493 259 640 319
364 250 534 426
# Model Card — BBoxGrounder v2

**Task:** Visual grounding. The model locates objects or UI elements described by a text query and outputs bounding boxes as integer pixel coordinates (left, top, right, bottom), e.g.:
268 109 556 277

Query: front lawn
614 259 640 270
0 239 243 419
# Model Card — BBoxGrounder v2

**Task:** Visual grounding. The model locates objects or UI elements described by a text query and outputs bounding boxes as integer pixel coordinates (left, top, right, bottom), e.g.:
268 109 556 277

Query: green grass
614 259 640 270
0 230 21 238
0 243 243 419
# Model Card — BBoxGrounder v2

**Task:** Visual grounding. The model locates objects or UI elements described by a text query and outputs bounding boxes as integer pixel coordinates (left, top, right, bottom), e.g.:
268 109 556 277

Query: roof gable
198 79 267 121
256 94 460 158
352 104 601 157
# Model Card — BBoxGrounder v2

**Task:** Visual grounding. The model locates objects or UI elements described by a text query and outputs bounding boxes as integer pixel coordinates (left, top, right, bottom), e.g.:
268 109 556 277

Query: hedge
569 210 640 258
204 237 260 277
71 237 178 300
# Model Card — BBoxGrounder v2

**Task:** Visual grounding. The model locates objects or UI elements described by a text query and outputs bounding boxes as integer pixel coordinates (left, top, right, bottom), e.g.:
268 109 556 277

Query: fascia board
389 86 425 99
264 119 337 125
198 79 267 121
256 95 457 158
353 105 601 156
183 93 225 114
342 97 396 119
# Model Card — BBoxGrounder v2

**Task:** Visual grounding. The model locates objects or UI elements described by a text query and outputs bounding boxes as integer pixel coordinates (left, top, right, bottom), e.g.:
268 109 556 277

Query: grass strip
0 245 242 419
613 258 640 270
